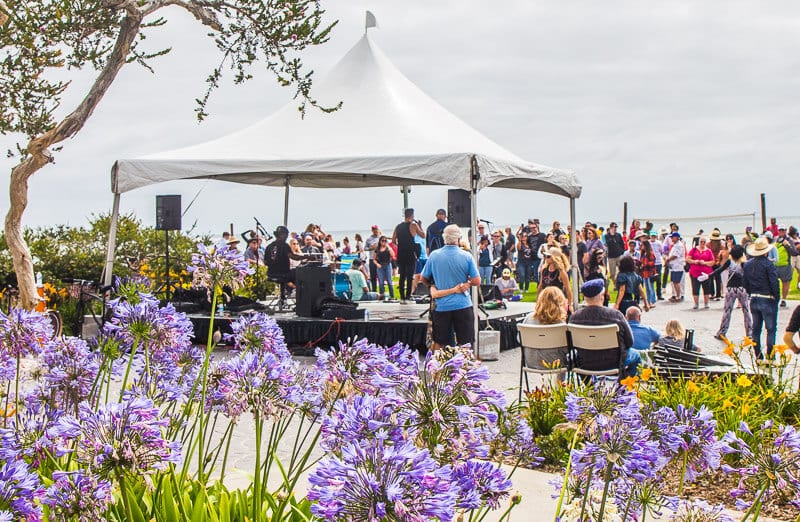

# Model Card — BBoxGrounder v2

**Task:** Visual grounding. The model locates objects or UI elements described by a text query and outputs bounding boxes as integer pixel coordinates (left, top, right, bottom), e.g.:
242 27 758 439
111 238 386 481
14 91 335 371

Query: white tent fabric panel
112 31 580 198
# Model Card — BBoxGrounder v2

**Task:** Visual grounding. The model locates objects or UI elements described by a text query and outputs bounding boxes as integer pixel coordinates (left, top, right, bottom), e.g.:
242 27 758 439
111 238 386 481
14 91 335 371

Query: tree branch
5 12 144 308
153 0 222 31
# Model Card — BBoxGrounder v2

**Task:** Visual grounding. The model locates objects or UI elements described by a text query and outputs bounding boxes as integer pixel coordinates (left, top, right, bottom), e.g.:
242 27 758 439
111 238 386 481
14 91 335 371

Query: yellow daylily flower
686 381 700 393
774 344 789 355
736 374 753 388
743 337 756 348
722 344 735 357
640 368 653 382
722 399 735 409
765 389 774 399
742 403 751 415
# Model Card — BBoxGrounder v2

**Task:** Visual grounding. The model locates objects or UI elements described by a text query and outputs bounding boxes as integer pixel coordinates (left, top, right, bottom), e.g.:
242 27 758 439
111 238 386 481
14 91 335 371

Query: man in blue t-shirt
625 306 660 350
425 208 449 255
421 224 481 350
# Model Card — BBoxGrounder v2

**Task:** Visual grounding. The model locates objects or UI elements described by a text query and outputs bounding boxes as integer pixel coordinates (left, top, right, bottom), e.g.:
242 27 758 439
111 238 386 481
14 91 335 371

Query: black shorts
690 276 714 296
432 306 475 346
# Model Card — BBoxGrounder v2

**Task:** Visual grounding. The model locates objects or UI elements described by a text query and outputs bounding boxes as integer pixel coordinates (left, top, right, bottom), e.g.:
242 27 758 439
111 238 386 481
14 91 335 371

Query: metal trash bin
478 330 500 361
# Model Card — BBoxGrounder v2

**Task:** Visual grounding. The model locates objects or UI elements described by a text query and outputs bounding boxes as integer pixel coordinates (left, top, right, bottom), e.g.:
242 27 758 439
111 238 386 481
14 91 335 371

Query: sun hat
543 246 561 257
502 268 511 277
581 278 605 298
635 230 648 240
709 229 723 241
746 236 773 257
227 238 240 246
658 226 669 235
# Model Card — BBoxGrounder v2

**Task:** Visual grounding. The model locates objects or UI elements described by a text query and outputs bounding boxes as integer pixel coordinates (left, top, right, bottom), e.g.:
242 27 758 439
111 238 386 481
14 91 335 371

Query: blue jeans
750 296 778 359
479 266 493 285
644 278 655 304
517 262 534 291
377 264 394 298
624 348 643 376
531 259 542 283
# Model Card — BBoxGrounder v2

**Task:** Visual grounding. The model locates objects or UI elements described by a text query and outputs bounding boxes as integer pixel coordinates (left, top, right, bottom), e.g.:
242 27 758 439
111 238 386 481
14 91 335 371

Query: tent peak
365 11 378 33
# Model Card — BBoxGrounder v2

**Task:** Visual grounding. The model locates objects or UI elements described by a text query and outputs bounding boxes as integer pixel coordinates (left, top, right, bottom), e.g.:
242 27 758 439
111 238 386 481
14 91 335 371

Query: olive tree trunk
4 12 142 309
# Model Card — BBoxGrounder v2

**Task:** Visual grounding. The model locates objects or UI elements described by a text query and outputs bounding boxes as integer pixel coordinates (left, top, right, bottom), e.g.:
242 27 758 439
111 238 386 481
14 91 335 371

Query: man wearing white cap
774 225 797 308
494 268 518 299
743 236 780 359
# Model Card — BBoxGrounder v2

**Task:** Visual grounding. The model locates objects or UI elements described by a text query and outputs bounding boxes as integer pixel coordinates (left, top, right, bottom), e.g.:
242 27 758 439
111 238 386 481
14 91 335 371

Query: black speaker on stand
156 195 181 301
447 189 471 227
296 265 332 317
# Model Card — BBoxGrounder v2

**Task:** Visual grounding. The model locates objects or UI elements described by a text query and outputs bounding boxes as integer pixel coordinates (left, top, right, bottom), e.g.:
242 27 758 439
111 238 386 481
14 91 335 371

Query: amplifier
296 265 332 317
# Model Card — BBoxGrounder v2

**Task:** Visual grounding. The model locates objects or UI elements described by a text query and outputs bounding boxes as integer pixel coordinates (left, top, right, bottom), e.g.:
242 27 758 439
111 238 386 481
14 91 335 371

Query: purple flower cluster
209 350 299 421
49 397 181 478
42 470 112 521
35 337 100 413
673 405 723 483
308 438 456 521
0 459 43 521
669 498 734 521
721 420 800 510
104 295 193 356
188 243 252 298
451 460 511 510
0 308 54 380
229 312 288 357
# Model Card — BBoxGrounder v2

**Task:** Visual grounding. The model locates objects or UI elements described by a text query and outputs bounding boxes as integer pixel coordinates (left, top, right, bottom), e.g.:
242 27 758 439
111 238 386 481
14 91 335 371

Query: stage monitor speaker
447 189 471 227
156 195 182 231
296 265 333 317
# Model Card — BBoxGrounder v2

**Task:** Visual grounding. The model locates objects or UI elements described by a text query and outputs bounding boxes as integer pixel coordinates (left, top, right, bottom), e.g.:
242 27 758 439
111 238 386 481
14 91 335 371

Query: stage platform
187 300 534 353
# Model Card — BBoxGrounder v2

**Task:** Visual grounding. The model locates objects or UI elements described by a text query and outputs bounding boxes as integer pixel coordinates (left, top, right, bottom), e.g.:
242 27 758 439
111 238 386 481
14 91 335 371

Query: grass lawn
516 270 800 304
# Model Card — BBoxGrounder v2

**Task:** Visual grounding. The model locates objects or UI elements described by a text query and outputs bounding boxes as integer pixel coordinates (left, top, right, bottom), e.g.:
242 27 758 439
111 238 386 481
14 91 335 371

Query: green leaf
191 487 206 522
161 477 180 522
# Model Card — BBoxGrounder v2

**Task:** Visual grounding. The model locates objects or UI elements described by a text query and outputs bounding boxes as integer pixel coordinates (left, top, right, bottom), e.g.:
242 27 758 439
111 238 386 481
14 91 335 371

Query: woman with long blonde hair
539 247 573 308
528 286 567 325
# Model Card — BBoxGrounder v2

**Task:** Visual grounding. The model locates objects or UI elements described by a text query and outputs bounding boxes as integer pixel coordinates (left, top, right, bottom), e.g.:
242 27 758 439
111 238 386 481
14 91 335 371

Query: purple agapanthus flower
103 294 193 356
570 413 660 483
308 438 456 521
36 337 100 413
229 313 288 357
188 243 252 298
641 403 685 464
0 307 54 380
563 384 640 435
673 405 723 483
400 348 505 463
42 470 112 521
49 397 181 478
497 414 543 469
0 459 43 521
721 420 800 510
208 350 299 421
320 394 406 453
113 275 152 304
451 460 511 510
669 498 734 521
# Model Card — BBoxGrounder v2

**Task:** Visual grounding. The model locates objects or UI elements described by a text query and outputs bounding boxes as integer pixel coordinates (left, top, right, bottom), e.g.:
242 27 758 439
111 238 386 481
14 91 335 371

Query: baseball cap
436 208 446 216
502 268 511 277
371 224 379 230
779 224 787 230
669 231 681 239
609 222 618 228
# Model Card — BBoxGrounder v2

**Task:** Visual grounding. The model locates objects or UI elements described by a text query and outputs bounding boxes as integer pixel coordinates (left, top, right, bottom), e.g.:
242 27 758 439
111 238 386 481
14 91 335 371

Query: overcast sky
2 0 799 237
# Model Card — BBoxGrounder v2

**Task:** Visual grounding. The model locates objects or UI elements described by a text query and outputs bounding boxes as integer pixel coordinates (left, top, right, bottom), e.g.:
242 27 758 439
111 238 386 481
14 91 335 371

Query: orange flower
722 344 735 357
640 368 653 382
1 404 16 418
686 381 700 393
743 337 756 348
620 375 639 391
774 344 789 355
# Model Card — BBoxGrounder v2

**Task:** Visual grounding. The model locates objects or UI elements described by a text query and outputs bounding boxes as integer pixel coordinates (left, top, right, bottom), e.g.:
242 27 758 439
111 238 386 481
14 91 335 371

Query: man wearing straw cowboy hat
743 236 780 359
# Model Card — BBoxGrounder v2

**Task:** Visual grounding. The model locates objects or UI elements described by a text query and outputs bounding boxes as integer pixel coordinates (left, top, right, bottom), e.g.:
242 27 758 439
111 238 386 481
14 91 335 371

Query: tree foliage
0 212 207 288
0 0 337 308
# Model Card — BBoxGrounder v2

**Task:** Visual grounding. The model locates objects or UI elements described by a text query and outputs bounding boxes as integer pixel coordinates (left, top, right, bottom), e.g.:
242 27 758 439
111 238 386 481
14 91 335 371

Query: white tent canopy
111 28 580 197
104 16 583 325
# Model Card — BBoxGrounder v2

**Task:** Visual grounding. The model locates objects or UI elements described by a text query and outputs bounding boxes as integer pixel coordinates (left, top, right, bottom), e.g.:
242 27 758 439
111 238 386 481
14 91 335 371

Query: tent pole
283 176 290 227
470 157 480 358
102 192 121 287
402 185 409 209
569 197 579 309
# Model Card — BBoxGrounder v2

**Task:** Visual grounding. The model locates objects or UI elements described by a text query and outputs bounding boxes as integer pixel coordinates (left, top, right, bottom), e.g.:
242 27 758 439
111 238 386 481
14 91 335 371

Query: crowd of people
221 210 800 361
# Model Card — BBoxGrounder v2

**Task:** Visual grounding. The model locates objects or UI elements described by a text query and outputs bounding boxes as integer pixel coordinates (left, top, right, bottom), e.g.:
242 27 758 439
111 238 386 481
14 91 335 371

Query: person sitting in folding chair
263 226 308 307
568 279 637 376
